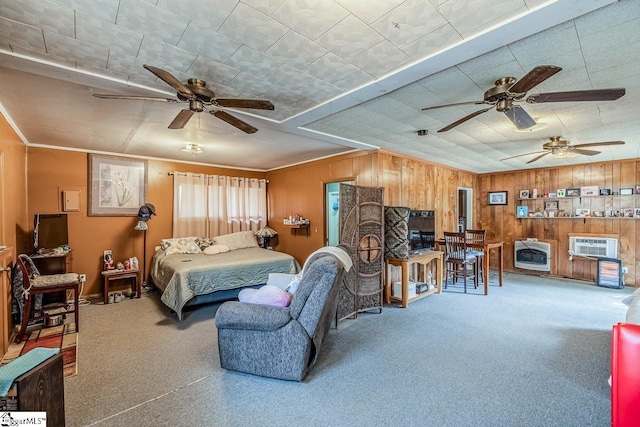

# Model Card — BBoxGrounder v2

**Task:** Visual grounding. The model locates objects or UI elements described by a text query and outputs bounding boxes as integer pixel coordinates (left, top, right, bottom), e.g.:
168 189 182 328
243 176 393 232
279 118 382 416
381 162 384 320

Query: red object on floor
611 322 640 426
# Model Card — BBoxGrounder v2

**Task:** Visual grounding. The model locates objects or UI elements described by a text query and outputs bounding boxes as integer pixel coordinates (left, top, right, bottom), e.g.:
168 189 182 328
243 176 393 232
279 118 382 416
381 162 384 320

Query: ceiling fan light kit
93 65 274 133
421 65 625 133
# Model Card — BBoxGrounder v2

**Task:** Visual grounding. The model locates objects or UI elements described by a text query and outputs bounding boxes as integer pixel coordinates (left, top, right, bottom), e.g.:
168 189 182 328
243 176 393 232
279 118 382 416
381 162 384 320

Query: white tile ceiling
0 0 638 172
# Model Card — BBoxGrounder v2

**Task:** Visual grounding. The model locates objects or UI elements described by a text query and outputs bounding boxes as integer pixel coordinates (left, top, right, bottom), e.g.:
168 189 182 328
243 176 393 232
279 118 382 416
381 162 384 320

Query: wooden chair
465 229 487 283
14 254 80 343
443 231 478 293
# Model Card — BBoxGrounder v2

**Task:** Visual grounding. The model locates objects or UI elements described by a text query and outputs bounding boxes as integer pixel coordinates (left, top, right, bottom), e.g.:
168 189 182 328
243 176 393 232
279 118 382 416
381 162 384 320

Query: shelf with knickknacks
283 214 310 236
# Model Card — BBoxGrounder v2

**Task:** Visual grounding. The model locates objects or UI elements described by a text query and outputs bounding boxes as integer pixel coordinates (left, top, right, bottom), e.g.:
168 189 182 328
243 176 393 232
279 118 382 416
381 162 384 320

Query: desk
436 239 504 295
101 269 141 304
385 250 444 308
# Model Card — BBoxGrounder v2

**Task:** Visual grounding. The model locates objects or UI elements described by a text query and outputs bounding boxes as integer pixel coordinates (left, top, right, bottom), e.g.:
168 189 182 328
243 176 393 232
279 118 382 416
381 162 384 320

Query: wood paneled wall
266 149 478 264
479 161 640 285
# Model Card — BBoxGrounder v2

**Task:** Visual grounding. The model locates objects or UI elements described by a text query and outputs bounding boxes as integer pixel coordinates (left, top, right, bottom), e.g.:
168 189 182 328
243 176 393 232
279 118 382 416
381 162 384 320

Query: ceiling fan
421 65 625 133
501 136 625 164
93 65 274 133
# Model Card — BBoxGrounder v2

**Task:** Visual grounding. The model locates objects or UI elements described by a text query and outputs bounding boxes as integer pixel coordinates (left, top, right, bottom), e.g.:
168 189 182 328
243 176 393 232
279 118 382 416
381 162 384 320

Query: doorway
457 187 473 231
325 180 354 246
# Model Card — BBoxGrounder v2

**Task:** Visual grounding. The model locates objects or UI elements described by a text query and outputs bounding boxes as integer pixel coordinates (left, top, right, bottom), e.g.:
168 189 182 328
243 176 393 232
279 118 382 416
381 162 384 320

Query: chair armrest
215 301 291 331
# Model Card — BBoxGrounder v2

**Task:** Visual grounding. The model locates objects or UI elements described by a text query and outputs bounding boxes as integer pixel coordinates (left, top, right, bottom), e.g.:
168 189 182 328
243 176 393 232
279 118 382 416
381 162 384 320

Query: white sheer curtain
172 172 267 238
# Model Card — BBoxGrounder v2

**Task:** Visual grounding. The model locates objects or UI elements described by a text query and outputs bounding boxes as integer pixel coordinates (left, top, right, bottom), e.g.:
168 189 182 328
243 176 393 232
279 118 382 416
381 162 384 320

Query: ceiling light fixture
181 143 203 156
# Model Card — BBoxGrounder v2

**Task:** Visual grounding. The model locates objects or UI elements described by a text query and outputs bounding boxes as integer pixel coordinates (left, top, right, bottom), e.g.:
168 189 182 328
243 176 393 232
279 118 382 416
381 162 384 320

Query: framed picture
580 185 599 197
88 154 148 216
556 189 566 197
566 188 580 197
545 201 559 210
519 189 529 199
620 188 634 196
599 188 611 196
488 191 508 205
576 208 590 217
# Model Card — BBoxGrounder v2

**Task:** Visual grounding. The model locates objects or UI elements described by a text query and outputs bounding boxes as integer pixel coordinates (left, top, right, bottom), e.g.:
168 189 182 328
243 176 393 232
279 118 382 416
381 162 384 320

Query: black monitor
408 210 435 250
34 213 68 253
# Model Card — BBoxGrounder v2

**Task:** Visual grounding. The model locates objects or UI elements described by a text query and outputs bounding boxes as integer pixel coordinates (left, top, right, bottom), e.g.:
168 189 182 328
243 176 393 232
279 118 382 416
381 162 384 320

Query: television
34 213 69 253
408 210 435 251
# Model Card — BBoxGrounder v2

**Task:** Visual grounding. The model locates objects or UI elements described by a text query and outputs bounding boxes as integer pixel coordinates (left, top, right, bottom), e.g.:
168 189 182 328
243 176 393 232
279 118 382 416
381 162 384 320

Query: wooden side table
385 250 444 308
101 269 141 304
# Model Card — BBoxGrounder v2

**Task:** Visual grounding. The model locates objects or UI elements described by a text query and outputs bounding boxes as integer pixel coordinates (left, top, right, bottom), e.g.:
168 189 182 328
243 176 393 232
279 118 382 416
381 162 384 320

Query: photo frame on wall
488 191 508 205
88 154 148 216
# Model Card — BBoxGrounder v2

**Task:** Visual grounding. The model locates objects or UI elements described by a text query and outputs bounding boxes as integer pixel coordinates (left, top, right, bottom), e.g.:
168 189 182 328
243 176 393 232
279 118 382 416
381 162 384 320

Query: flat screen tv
34 213 68 253
408 210 435 251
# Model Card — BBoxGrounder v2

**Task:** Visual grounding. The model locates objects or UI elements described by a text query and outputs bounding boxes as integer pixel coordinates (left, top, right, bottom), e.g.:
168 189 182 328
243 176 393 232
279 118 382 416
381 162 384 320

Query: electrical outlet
622 267 628 274
79 274 86 282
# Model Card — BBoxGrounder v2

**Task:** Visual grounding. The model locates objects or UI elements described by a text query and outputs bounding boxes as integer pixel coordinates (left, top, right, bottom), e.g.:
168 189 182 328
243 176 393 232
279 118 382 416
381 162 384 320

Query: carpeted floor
64 273 633 427
1 322 78 377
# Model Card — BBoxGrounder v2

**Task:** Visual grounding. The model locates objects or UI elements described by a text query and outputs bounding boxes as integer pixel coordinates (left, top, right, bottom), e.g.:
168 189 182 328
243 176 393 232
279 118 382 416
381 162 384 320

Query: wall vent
569 236 618 258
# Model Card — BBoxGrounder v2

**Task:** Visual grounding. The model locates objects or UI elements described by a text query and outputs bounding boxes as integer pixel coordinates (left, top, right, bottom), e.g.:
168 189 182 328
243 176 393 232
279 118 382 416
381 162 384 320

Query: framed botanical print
88 154 147 216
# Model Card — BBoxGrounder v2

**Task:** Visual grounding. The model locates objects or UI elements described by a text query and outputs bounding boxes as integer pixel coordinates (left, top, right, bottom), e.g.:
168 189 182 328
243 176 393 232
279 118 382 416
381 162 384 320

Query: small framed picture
104 249 115 270
599 188 611 196
576 208 590 217
545 201 559 210
580 185 599 197
488 191 508 205
620 188 634 195
519 189 530 199
566 188 580 197
556 189 566 197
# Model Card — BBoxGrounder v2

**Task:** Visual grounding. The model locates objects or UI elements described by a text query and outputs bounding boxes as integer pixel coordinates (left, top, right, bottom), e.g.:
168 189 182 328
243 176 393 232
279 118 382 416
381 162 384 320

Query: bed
150 236 300 319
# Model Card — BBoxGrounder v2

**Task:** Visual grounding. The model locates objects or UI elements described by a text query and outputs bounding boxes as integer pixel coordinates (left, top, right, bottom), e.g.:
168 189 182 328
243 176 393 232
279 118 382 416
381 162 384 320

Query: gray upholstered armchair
215 253 345 381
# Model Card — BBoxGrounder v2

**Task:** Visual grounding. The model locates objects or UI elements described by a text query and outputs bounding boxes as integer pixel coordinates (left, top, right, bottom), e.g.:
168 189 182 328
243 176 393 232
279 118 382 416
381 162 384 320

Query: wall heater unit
514 241 551 272
569 236 618 258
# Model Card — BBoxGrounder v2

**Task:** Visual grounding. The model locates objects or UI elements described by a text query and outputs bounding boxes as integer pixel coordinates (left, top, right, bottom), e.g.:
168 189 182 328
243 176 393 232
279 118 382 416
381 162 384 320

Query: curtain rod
168 172 269 182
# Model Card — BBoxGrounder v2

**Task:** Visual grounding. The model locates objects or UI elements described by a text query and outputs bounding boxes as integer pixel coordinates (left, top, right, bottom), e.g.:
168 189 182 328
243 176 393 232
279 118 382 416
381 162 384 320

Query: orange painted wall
27 147 266 296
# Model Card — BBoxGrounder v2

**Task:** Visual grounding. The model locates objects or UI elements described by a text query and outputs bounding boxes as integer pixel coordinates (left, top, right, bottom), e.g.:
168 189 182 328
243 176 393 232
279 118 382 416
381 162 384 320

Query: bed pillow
196 237 215 251
238 285 292 307
161 237 202 255
213 231 259 250
203 244 230 255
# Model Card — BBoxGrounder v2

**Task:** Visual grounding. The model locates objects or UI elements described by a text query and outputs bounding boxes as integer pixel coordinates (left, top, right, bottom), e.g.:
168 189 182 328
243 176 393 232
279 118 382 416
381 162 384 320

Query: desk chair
14 254 79 343
465 229 487 283
443 232 478 293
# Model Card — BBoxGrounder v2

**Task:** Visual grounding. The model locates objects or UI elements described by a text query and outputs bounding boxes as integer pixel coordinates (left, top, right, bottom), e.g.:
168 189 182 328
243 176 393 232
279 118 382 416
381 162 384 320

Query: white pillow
203 244 230 255
161 237 202 255
213 231 258 251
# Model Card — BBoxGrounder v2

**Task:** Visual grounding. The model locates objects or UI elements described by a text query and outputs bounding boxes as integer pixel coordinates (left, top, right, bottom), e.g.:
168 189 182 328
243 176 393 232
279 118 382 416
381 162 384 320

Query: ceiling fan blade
143 65 194 97
93 94 179 103
572 148 601 156
526 88 625 103
212 111 258 134
504 106 537 130
526 152 551 164
216 99 275 110
572 140 625 148
508 65 562 94
437 107 493 132
168 109 194 129
500 150 547 161
422 100 489 111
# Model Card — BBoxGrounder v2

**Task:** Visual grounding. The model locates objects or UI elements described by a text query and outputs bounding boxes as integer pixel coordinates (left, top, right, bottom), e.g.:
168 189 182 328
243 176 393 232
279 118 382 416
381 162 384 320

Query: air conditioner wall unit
569 236 618 258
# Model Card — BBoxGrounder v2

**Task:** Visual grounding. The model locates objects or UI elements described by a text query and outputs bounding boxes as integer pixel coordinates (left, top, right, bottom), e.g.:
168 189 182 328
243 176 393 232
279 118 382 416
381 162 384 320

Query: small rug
1 323 78 377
